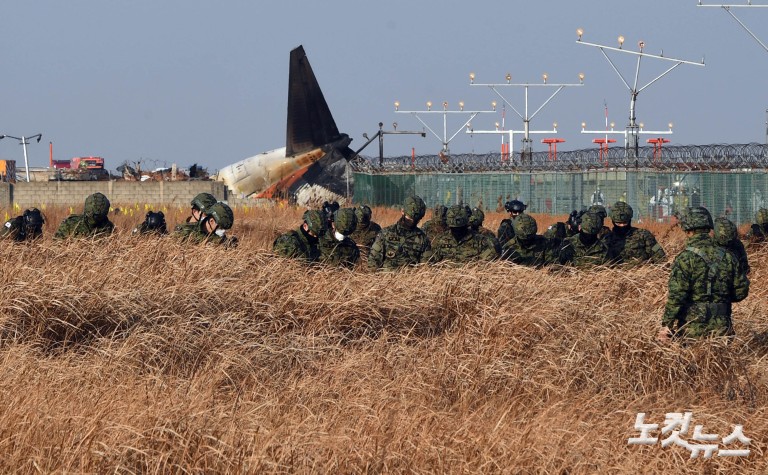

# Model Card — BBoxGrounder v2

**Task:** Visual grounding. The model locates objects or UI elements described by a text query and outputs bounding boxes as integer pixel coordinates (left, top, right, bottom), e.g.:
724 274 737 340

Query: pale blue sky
1 1 766 172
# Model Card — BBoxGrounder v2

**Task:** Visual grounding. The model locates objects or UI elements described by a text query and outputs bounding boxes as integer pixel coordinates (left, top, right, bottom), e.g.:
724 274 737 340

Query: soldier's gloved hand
656 326 673 344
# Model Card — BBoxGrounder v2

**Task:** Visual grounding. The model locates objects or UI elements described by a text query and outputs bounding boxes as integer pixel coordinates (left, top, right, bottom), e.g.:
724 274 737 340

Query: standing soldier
558 211 610 267
319 207 360 268
348 205 381 254
174 192 218 239
605 202 665 265
54 192 115 239
273 210 326 263
368 195 432 270
714 216 750 277
745 207 768 244
431 205 499 264
2 208 45 241
658 207 749 341
421 204 448 244
497 199 526 245
501 214 559 267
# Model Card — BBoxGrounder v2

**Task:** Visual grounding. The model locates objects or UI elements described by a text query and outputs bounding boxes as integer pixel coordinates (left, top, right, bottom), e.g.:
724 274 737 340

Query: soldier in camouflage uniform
501 214 559 267
177 202 238 247
54 192 115 239
744 207 768 244
605 202 665 265
469 207 498 241
318 207 360 268
497 199 526 244
133 210 168 236
421 204 448 245
348 205 381 255
659 207 749 341
557 211 610 267
431 205 500 264
173 192 218 239
714 216 750 277
543 209 583 240
2 208 44 242
273 209 326 263
588 204 611 239
368 195 432 270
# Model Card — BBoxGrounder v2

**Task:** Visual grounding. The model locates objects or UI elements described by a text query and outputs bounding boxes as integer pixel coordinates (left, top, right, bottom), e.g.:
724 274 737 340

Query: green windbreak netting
353 170 768 225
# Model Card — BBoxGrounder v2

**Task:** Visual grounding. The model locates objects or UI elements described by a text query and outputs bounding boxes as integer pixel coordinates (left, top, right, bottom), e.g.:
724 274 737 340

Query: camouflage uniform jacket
662 233 749 338
348 221 381 251
368 220 432 270
273 228 321 263
558 234 610 268
430 230 500 264
722 239 750 277
501 235 560 267
318 233 360 269
175 224 236 247
2 216 42 242
606 226 665 265
54 215 115 239
172 217 199 239
421 219 448 244
497 218 515 244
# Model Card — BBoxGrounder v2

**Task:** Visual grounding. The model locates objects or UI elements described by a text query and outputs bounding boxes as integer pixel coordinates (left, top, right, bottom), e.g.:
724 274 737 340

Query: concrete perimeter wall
0 180 232 209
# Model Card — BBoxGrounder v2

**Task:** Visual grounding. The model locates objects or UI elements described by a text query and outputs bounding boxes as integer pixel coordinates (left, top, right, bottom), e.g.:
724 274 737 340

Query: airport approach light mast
468 72 584 162
394 100 496 157
697 2 768 147
0 133 42 182
575 29 704 160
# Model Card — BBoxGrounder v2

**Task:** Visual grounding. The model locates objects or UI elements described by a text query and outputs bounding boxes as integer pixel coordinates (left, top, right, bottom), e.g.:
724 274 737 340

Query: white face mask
215 229 227 237
334 230 345 242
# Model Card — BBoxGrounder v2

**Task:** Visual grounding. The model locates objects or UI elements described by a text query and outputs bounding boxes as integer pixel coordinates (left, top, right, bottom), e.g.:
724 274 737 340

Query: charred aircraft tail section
216 45 354 200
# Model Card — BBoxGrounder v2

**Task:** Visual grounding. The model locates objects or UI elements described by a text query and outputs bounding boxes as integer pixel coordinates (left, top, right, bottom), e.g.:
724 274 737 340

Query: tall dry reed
0 204 766 473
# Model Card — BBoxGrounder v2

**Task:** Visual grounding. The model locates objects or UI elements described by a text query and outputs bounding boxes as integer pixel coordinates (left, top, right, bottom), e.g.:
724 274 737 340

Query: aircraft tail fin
286 45 345 156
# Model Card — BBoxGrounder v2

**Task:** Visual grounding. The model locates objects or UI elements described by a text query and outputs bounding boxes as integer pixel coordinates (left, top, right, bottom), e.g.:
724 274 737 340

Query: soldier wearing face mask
430 205 499 264
605 201 665 266
558 211 610 268
501 214 559 267
368 195 432 270
273 210 326 263
318 207 360 268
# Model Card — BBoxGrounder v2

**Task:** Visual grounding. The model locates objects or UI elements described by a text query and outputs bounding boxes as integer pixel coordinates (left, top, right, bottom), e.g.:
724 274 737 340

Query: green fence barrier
353 170 768 225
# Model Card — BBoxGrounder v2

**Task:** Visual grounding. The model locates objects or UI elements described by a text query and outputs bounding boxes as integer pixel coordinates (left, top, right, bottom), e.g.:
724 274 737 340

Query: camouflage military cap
505 200 527 213
207 202 234 230
355 205 372 226
191 192 217 212
303 210 326 235
403 196 427 222
714 217 737 245
756 208 768 225
580 211 603 235
588 204 607 220
513 213 538 239
469 207 485 227
333 208 358 236
84 192 110 218
680 206 713 232
446 205 470 228
610 202 633 224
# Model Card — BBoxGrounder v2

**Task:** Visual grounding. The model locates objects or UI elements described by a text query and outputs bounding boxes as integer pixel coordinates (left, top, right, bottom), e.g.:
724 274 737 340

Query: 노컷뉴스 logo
628 412 751 459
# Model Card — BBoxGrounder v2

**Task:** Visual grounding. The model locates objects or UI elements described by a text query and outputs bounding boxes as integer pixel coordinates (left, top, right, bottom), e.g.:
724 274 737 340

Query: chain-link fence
353 169 768 226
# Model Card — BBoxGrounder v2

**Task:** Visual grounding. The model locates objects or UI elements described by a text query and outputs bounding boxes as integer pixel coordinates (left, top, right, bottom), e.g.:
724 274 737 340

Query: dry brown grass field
1 204 767 473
